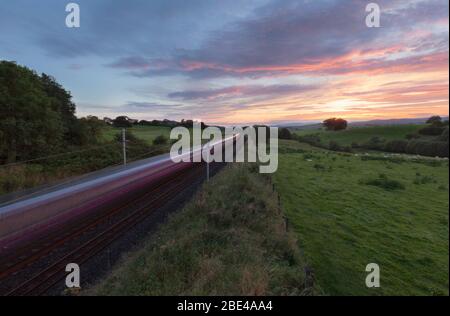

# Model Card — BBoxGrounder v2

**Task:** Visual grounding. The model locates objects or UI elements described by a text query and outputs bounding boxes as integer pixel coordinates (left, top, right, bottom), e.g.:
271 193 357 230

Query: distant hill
281 117 449 130
350 117 448 127
286 123 323 130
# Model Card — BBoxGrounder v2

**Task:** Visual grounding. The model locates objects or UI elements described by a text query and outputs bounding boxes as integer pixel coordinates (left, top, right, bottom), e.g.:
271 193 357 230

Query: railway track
0 163 213 296
0 165 192 279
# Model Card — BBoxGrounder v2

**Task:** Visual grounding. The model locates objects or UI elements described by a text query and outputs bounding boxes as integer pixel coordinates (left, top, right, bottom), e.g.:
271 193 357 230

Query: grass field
295 124 426 147
274 140 449 295
102 125 172 145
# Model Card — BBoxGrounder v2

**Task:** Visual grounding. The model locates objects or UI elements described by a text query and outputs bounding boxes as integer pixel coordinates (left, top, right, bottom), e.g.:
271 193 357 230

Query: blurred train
0 134 239 252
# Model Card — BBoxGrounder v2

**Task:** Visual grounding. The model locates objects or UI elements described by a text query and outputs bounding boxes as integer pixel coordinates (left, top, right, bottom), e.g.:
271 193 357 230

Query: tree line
0 61 105 163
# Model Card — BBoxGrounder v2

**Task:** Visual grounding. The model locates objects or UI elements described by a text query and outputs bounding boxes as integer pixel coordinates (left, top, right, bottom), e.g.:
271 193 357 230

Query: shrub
362 136 385 150
383 140 408 153
363 174 405 191
405 133 421 140
438 127 449 142
279 128 292 140
297 134 321 147
405 140 449 158
153 135 168 145
418 125 445 136
413 175 434 185
313 163 326 171
342 146 352 153
328 141 341 152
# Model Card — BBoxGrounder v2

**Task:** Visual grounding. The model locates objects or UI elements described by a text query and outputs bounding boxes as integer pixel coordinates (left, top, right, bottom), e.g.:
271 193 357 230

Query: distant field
274 140 449 295
102 125 171 145
295 124 427 147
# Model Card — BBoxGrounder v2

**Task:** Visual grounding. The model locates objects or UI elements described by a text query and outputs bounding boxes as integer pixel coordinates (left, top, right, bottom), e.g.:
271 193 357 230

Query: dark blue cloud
106 0 448 78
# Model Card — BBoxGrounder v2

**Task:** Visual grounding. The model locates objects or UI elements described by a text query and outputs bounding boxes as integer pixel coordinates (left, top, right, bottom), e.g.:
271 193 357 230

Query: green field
295 124 426 147
274 140 449 295
102 125 172 145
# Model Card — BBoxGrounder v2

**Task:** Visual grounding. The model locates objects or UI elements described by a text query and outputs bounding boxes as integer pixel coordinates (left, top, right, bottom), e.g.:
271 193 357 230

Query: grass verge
90 163 315 296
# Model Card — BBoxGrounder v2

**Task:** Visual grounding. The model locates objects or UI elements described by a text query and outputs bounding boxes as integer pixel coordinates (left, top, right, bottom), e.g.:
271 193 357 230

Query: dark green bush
418 125 445 136
413 175 434 185
153 135 168 145
405 133 420 140
328 141 341 152
313 163 326 171
297 134 321 147
363 174 405 191
439 127 449 142
384 140 408 153
405 140 449 158
362 136 385 150
279 128 293 140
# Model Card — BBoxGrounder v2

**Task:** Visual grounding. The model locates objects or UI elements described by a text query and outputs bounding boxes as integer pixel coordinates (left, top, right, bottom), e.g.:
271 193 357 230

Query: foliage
113 116 133 128
153 134 168 145
279 128 292 140
438 127 449 142
405 140 449 158
323 118 348 131
294 124 449 158
363 136 385 150
0 61 64 162
418 125 445 136
0 61 106 163
383 139 408 153
426 115 443 125
363 173 405 191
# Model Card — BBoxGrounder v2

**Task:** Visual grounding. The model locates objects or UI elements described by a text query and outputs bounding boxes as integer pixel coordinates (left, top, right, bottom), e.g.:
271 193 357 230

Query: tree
426 115 443 126
77 116 106 145
0 61 104 163
279 128 292 140
323 118 348 131
40 73 78 144
0 61 64 162
113 116 132 128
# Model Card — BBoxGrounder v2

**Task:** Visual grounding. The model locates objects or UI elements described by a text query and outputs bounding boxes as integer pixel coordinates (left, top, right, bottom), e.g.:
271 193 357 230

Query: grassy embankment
0 126 170 196
274 139 449 295
91 163 316 296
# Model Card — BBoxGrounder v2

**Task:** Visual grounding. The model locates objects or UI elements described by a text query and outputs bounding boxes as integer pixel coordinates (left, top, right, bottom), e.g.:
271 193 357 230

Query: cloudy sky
1 0 448 124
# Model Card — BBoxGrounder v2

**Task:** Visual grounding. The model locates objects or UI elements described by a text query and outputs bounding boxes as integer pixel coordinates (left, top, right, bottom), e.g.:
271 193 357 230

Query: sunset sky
1 0 448 125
